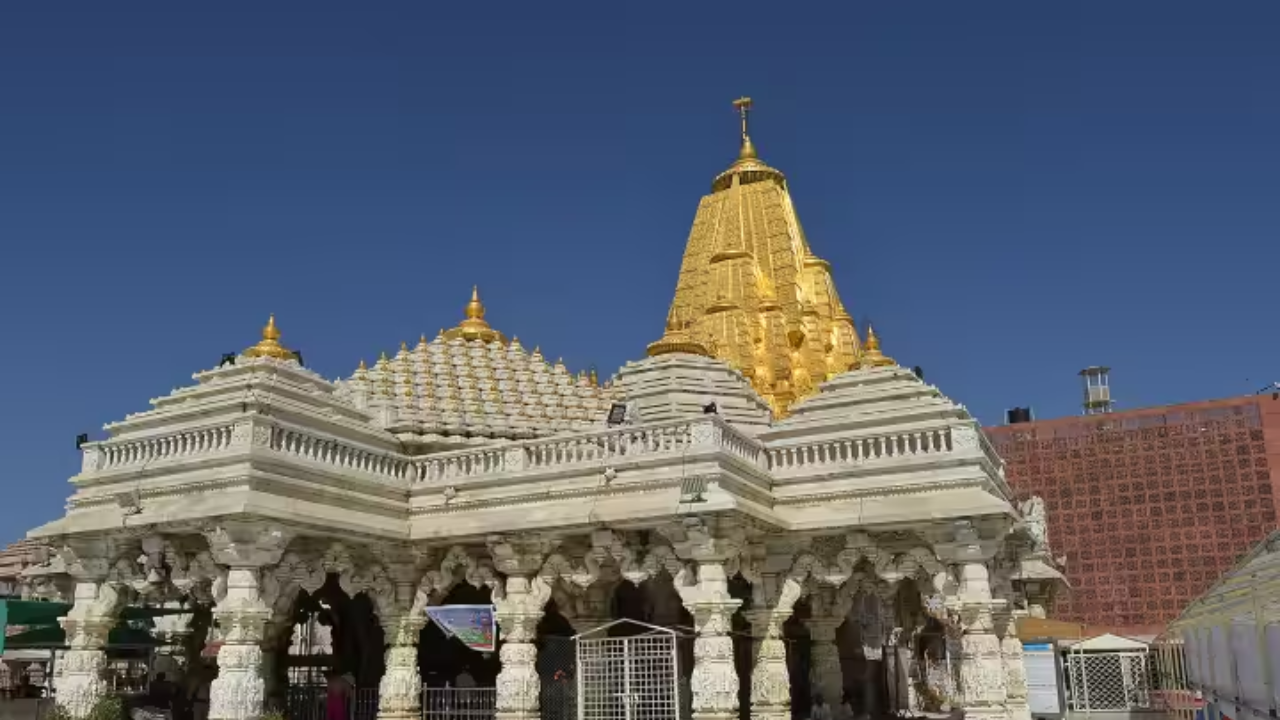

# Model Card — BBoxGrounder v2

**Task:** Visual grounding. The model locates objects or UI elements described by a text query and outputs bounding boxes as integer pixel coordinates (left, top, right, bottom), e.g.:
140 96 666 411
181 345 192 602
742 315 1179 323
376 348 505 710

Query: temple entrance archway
277 573 384 720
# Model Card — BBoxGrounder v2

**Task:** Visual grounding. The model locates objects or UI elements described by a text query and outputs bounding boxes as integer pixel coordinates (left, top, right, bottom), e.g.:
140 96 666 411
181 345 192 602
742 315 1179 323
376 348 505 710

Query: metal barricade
575 620 681 720
284 685 379 720
420 687 496 720
1066 650 1153 712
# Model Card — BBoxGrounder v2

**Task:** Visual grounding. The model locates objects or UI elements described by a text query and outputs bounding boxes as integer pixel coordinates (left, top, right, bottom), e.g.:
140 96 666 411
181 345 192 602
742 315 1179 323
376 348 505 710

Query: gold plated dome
441 286 508 344
646 316 711 358
650 98 861 416
242 315 299 361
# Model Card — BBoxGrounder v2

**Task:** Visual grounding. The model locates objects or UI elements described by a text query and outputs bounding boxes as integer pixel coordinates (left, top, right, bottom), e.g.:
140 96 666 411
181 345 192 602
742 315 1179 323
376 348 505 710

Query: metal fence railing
421 687 496 720
282 686 497 720
284 686 380 720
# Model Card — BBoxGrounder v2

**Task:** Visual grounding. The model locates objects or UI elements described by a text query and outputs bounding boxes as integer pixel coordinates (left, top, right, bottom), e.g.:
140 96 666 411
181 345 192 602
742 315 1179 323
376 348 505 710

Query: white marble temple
26 339 1062 720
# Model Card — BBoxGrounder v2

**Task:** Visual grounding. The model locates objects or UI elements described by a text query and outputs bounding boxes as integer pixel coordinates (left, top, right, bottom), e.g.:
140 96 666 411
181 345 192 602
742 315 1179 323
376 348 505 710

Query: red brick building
985 394 1280 636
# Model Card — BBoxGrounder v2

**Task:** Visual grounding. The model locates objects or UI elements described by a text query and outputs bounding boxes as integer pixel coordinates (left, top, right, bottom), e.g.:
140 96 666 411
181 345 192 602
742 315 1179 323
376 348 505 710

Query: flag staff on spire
732 96 758 160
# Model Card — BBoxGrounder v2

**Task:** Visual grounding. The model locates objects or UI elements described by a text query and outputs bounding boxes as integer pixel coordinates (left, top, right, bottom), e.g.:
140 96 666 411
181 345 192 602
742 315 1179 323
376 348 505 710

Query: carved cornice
410 477 685 516
771 477 991 505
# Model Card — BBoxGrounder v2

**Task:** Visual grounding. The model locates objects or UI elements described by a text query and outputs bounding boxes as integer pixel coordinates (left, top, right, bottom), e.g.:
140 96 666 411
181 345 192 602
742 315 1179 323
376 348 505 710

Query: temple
19 100 1063 720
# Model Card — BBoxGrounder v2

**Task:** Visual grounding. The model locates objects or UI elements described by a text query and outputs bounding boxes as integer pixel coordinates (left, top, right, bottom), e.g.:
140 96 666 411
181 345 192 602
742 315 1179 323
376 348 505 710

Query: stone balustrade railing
82 414 990 492
768 427 954 475
413 416 768 484
266 426 414 484
82 421 412 485
93 424 239 472
976 428 1005 472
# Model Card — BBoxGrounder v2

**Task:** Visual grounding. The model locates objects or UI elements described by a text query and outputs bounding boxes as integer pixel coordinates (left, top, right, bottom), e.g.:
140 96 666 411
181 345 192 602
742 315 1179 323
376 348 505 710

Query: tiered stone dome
334 288 619 446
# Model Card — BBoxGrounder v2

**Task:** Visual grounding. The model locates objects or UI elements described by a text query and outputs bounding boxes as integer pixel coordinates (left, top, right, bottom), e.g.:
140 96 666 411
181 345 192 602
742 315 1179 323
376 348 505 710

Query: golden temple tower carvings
647 98 861 416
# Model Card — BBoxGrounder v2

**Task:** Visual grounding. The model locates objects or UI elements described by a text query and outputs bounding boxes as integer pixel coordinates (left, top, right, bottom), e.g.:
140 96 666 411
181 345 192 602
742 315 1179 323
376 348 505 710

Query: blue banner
424 605 497 652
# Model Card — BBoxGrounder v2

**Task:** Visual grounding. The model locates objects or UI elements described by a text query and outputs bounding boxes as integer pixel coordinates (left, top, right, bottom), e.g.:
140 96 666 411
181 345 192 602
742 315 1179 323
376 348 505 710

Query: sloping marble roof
333 289 620 444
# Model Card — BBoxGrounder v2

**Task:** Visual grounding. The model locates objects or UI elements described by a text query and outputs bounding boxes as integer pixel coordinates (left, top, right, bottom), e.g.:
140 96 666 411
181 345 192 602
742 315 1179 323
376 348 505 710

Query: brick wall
986 395 1280 634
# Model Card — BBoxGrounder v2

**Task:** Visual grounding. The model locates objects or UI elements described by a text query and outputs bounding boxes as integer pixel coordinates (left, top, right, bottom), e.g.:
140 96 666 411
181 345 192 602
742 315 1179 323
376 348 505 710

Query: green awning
0 600 189 624
0 600 189 653
4 624 160 650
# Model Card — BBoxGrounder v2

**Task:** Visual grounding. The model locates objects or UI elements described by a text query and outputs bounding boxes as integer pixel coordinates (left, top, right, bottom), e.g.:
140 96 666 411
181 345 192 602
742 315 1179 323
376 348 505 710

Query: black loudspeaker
1006 407 1034 425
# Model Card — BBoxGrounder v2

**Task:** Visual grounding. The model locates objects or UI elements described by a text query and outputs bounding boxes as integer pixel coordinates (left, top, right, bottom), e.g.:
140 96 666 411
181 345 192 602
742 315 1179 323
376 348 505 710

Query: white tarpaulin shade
1069 633 1150 652
1163 529 1280 718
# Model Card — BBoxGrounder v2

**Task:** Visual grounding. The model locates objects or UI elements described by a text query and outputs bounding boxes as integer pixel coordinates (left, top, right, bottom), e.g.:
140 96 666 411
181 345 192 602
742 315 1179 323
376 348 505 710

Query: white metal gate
575 620 681 720
1067 651 1153 712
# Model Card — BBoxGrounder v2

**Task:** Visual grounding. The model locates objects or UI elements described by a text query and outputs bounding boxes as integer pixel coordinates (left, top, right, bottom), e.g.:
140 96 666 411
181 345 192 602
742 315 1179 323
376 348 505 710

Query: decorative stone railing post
994 610 1030 720
489 535 554 720
667 518 743 720
378 558 429 720
205 524 291 720
56 539 134 720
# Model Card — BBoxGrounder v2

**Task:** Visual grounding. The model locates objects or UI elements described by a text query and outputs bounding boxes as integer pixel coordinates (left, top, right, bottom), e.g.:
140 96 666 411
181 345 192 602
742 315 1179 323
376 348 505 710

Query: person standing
325 671 353 720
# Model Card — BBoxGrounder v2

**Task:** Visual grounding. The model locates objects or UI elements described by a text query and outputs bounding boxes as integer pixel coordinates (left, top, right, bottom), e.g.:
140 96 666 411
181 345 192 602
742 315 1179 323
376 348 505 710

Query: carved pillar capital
58 535 135 582
204 523 292 568
662 516 744 564
933 520 1002 565
487 534 556 575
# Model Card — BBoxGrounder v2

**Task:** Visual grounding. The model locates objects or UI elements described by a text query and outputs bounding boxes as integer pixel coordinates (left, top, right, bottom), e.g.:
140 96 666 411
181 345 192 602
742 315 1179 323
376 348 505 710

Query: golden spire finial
732 96 758 161
858 324 896 369
442 285 508 344
466 285 484 320
243 314 298 361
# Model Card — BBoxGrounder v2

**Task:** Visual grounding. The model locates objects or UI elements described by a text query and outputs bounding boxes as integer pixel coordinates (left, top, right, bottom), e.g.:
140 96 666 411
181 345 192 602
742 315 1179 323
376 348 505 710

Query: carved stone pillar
59 583 119 718
808 584 849 712
151 601 195 684
56 540 132 720
743 609 789 720
1020 580 1050 620
379 613 427 720
739 552 806 720
995 611 1030 720
378 561 428 720
876 585 906 716
490 536 553 720
954 561 1008 720
854 590 884 719
206 524 290 720
682 565 740 720
805 615 844 710
668 521 743 720
566 578 616 636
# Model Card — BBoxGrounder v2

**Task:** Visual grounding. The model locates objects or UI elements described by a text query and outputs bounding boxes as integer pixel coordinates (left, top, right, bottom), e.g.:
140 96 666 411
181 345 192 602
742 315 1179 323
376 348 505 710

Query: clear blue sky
2 3 1279 543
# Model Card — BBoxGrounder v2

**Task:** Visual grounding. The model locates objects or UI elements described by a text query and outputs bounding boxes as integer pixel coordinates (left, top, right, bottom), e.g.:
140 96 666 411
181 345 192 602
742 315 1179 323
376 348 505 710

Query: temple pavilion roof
333 287 619 445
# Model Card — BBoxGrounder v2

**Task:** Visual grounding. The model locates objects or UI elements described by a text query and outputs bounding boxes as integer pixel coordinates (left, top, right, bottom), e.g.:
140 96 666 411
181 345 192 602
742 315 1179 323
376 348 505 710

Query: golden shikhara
648 98 860 416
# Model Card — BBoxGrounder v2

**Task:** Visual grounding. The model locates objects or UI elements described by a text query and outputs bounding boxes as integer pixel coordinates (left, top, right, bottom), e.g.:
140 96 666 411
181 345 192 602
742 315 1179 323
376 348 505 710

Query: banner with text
425 605 497 652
